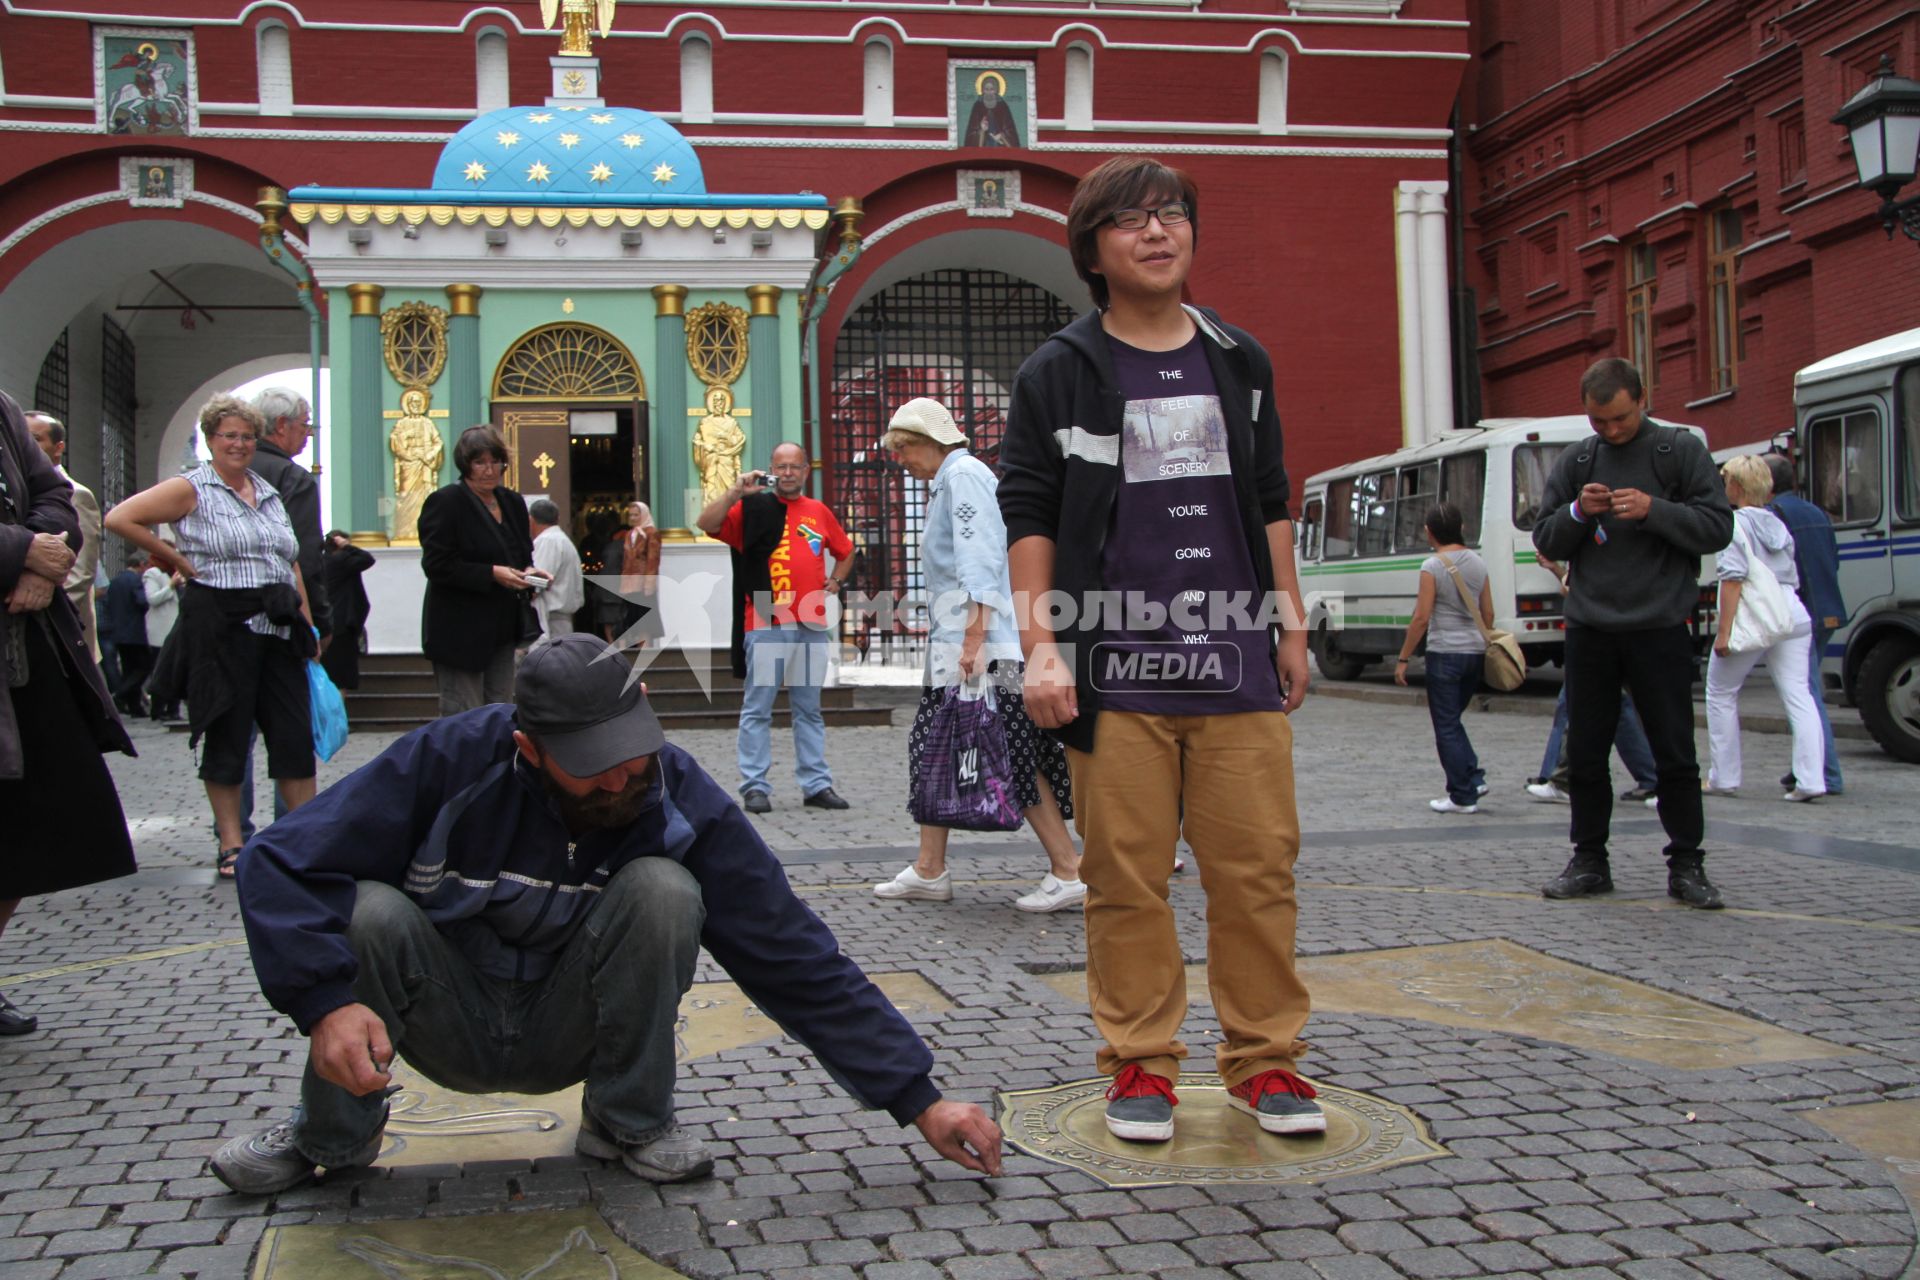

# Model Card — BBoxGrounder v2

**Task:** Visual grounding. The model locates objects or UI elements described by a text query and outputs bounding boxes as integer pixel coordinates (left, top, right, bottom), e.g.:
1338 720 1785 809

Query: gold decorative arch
380 302 448 390
492 322 646 402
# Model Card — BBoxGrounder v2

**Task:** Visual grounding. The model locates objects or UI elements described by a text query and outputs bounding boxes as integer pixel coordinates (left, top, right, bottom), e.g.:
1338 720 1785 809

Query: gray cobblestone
1027 1248 1114 1279
1104 1241 1196 1272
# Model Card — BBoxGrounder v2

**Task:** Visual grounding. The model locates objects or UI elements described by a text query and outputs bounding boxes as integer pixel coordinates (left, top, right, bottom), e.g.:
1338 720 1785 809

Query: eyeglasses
210 431 257 444
1106 202 1191 231
469 457 506 471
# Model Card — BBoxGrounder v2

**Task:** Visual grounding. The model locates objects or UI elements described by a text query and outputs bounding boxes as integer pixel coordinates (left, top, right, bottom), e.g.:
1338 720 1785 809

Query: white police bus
1294 417 1715 680
1793 327 1920 762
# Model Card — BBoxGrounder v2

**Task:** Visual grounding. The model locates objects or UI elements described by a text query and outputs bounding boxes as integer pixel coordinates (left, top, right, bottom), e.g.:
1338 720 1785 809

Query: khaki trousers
1067 710 1310 1089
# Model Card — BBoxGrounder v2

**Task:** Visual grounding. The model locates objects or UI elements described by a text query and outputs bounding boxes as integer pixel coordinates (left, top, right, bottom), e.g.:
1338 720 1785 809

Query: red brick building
1 3 1470 516
1458 0 1920 445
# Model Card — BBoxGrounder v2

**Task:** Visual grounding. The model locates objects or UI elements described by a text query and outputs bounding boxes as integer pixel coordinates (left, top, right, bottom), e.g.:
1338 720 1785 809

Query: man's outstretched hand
310 1003 394 1096
913 1100 1003 1176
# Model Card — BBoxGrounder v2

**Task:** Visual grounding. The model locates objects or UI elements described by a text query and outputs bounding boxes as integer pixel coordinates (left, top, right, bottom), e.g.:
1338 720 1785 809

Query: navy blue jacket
1768 493 1846 631
237 706 940 1124
102 568 149 647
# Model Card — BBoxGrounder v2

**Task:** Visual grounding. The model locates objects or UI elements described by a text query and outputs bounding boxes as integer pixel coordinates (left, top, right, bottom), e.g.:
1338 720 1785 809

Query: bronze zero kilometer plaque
999 1074 1446 1189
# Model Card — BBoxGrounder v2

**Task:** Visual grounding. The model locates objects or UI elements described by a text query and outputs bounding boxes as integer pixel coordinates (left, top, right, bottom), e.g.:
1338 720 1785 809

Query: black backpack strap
1650 422 1684 502
1572 433 1602 493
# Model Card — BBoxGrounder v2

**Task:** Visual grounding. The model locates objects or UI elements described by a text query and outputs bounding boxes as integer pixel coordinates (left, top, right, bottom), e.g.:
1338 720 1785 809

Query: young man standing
997 156 1322 1142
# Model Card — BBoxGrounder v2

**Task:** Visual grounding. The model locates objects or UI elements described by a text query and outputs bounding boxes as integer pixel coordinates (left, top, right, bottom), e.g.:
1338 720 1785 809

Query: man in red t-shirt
697 442 854 813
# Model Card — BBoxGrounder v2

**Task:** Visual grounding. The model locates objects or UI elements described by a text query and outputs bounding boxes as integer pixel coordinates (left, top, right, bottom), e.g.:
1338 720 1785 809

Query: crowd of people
0 156 1855 1206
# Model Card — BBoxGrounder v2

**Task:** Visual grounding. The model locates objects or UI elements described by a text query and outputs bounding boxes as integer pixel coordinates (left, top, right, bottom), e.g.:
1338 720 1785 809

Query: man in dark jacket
210 634 1000 1195
101 553 151 715
1532 358 1734 908
1765 452 1846 796
997 156 1321 1145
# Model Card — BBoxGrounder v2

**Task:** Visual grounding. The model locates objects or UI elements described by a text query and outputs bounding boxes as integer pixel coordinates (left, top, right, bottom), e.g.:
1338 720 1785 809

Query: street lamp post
1832 54 1920 245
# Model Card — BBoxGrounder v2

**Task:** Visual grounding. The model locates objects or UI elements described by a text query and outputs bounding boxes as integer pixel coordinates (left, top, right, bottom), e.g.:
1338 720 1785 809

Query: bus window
1300 498 1323 560
1443 452 1487 545
1898 366 1920 523
1513 443 1570 530
1808 409 1882 526
1324 478 1354 558
1395 462 1439 550
1356 469 1396 557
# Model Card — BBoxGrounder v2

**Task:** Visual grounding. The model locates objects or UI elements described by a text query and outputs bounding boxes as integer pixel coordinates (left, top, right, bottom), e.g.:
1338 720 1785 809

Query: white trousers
1705 630 1826 795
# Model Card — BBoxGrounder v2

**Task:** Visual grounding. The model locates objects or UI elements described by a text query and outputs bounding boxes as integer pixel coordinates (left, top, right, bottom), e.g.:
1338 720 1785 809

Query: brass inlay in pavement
1000 1073 1445 1188
1803 1100 1920 1211
250 1206 684 1280
378 972 948 1168
1036 939 1852 1070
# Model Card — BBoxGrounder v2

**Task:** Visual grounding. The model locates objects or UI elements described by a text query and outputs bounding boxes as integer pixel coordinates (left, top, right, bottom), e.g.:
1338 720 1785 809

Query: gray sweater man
1531 357 1732 909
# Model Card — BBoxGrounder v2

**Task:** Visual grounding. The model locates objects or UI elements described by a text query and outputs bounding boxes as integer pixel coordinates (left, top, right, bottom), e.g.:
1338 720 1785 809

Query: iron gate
100 316 138 569
826 269 1076 655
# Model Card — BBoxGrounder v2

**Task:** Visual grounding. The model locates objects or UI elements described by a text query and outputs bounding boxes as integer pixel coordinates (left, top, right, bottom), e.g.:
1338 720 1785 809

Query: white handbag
1725 518 1796 654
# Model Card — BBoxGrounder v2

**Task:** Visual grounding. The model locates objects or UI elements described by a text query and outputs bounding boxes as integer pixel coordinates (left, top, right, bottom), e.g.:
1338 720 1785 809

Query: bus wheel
1857 634 1920 764
1313 622 1367 682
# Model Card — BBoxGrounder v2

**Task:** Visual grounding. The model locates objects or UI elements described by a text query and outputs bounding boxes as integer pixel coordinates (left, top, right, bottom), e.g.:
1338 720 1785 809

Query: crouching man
210 633 1001 1193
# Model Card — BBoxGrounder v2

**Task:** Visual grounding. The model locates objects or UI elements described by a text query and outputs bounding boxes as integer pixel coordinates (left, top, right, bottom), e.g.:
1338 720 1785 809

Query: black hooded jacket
995 306 1293 752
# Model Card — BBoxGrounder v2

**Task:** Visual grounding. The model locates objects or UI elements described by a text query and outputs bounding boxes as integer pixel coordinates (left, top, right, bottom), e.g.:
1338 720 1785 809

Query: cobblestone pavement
2 689 1916 1280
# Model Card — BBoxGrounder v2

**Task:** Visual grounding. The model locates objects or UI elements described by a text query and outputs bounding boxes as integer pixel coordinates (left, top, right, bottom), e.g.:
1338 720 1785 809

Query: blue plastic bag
908 683 1021 832
307 659 348 763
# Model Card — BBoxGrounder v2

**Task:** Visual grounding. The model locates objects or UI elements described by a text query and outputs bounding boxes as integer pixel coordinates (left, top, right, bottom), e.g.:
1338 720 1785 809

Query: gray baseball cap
514 634 665 777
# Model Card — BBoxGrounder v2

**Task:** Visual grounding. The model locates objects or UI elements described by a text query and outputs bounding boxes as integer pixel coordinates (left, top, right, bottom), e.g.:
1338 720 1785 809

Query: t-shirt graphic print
1098 332 1283 715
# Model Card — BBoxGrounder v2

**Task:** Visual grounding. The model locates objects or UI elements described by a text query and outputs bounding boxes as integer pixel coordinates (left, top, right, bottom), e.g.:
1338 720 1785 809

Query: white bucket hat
884 397 967 447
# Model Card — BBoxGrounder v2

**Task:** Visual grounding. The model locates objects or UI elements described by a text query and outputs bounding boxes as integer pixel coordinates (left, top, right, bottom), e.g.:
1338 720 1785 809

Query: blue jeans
1424 651 1487 805
291 860 704 1166
1807 626 1844 794
1541 686 1658 791
738 625 833 799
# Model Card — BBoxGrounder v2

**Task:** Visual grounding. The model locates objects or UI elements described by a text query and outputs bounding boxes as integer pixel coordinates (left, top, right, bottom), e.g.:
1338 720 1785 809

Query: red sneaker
1227 1069 1326 1135
1103 1063 1177 1142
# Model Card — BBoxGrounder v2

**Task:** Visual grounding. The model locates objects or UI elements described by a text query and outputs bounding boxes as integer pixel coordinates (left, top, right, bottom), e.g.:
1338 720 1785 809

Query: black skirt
1 621 137 897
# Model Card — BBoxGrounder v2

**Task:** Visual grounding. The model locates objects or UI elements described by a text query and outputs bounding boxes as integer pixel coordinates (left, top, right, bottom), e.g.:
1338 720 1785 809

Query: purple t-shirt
1096 333 1282 715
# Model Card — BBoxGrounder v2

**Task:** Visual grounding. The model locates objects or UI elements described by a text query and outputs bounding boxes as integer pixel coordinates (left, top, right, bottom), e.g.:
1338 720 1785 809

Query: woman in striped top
106 394 318 882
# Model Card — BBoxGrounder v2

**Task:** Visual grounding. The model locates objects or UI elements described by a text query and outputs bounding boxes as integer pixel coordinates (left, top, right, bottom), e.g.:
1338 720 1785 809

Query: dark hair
27 412 65 445
324 528 352 551
528 498 560 525
1763 452 1796 495
1424 502 1465 545
1066 156 1200 311
453 424 510 479
1579 357 1643 406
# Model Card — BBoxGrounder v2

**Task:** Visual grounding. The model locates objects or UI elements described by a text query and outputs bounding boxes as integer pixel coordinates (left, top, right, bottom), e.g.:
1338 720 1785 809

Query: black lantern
1832 54 1920 242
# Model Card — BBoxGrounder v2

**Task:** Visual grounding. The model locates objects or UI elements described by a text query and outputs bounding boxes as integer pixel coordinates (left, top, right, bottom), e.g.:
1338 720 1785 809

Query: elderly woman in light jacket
871 399 1083 912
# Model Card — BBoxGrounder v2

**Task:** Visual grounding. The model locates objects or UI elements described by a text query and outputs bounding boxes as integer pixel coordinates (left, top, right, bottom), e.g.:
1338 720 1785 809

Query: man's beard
540 764 656 832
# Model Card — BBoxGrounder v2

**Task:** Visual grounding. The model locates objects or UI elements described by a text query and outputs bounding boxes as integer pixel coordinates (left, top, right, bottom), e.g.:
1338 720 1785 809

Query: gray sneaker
576 1110 715 1183
209 1116 383 1195
1103 1064 1177 1142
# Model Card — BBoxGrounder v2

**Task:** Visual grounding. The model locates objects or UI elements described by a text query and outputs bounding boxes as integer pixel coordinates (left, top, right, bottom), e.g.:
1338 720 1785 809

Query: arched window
1258 49 1288 135
257 21 293 115
476 29 509 112
1064 43 1094 132
681 34 713 123
863 37 894 127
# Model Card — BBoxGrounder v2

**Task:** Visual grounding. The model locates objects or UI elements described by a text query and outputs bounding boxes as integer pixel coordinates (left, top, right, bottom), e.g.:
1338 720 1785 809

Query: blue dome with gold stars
432 104 704 199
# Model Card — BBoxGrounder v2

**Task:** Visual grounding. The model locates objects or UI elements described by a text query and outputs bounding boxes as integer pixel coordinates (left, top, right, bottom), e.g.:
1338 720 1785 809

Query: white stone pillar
1395 184 1426 445
1416 184 1454 438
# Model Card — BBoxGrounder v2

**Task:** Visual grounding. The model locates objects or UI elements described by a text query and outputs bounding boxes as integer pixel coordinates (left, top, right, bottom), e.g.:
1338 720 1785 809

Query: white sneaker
1014 874 1087 913
1645 795 1659 808
873 866 952 901
1476 782 1491 796
1782 787 1823 803
1525 781 1569 803
1429 797 1478 814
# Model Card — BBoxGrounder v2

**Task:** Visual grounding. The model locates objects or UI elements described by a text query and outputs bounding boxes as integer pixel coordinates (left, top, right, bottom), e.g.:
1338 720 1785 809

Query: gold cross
533 451 557 488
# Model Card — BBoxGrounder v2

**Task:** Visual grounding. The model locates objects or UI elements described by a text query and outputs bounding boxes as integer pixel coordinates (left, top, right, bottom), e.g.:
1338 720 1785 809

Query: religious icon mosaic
958 169 1020 218
96 28 196 136
120 155 191 208
950 60 1034 149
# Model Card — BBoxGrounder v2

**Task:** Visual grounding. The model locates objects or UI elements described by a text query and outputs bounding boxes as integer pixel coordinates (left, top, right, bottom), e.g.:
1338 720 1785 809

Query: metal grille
100 316 138 568
33 328 69 424
827 269 1074 655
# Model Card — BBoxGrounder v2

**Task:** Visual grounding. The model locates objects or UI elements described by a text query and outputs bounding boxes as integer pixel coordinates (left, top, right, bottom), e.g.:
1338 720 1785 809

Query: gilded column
346 283 387 540
746 284 784 469
445 284 483 439
652 285 693 536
